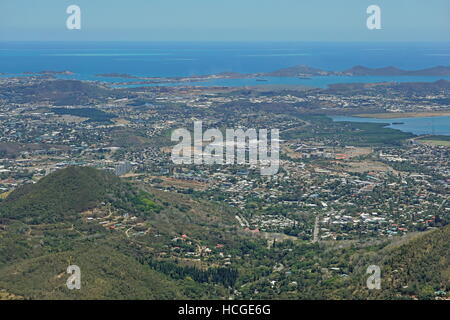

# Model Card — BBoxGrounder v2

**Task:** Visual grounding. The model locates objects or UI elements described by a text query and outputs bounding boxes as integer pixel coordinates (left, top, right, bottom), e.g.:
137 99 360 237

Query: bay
331 115 450 136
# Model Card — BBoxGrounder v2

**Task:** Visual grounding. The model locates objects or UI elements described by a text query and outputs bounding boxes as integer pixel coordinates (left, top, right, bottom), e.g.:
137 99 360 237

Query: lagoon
331 115 450 136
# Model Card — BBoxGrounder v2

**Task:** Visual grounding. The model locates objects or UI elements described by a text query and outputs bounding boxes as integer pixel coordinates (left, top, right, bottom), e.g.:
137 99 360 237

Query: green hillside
0 166 237 299
351 225 450 299
0 166 123 224
0 244 185 300
0 166 447 300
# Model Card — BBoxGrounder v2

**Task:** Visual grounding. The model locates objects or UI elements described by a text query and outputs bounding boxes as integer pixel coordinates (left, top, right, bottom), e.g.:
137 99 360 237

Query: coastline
354 111 450 119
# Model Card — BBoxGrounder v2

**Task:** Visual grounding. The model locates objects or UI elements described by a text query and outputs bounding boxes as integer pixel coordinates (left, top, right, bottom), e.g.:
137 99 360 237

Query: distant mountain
408 65 450 76
344 65 407 76
261 65 450 78
392 79 450 93
343 65 450 76
0 79 119 105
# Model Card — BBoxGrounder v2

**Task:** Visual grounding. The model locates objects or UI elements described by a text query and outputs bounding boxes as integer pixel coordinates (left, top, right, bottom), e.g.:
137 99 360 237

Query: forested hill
350 224 450 300
0 166 124 224
0 166 237 299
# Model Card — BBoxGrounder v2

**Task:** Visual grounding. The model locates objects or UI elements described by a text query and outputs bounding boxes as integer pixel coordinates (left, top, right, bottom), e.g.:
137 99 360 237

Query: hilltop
0 79 128 105
0 166 239 299
0 166 237 234
0 166 124 224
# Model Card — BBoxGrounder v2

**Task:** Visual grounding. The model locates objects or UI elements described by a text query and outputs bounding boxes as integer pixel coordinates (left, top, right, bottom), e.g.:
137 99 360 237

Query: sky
0 0 449 41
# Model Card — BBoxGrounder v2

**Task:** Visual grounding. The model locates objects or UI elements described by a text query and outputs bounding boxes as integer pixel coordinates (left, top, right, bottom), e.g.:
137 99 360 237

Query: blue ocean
1 41 450 87
1 41 448 135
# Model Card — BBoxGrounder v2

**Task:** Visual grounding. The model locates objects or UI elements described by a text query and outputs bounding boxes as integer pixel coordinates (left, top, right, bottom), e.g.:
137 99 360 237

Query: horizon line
1 40 450 43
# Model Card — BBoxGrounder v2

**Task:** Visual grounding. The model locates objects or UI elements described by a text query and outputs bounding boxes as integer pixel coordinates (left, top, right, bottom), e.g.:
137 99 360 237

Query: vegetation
0 244 185 300
0 166 448 300
283 115 415 146
146 259 238 288
0 167 122 224
52 107 116 123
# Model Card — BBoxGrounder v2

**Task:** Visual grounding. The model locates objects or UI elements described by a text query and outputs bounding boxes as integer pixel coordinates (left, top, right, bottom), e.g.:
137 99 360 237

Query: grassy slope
349 224 450 299
0 244 184 300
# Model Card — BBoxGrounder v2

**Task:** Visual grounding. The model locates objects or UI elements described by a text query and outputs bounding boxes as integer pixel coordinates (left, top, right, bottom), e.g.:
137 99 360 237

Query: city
0 0 449 307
